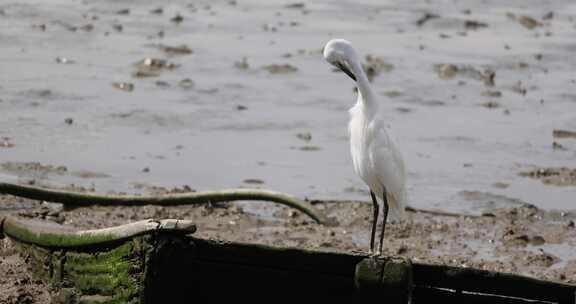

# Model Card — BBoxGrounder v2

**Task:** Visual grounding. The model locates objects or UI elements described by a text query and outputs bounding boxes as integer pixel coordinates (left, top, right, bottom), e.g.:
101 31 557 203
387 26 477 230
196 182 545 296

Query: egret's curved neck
348 57 377 112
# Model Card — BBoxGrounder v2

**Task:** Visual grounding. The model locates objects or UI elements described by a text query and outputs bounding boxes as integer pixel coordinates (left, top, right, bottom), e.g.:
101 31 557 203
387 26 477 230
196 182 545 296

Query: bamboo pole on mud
1 216 196 248
0 182 333 225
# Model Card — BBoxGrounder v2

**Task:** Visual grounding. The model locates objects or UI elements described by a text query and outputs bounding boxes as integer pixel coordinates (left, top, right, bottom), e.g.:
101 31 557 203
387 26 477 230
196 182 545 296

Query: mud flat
1 184 575 302
1 0 576 301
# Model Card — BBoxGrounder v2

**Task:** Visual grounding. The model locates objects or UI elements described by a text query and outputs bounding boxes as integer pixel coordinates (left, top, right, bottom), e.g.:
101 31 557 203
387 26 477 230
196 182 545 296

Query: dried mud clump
434 64 495 86
520 167 576 186
157 44 193 56
416 13 440 26
507 13 543 30
262 64 298 74
553 129 576 139
464 20 488 30
112 82 134 92
363 55 394 82
133 58 179 78
1 162 67 176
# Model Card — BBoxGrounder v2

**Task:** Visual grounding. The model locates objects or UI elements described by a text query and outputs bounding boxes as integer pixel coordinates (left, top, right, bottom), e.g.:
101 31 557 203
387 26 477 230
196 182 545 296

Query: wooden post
355 257 413 303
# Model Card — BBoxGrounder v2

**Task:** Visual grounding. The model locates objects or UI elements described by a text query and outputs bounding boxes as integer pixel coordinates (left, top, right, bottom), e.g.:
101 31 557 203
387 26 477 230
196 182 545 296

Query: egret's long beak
336 62 357 81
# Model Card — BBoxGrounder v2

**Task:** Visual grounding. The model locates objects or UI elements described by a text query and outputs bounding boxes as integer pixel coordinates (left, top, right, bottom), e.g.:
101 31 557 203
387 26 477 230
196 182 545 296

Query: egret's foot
368 250 380 258
378 242 387 257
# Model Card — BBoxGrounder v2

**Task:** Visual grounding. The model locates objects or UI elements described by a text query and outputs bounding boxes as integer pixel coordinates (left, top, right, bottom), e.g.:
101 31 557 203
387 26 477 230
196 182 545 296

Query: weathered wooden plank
188 238 366 276
413 286 554 304
413 263 576 304
3 216 575 303
145 236 362 300
354 257 413 302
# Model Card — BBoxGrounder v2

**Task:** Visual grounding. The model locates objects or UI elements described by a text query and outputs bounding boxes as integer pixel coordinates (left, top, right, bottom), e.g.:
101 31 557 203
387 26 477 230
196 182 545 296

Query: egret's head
323 39 357 81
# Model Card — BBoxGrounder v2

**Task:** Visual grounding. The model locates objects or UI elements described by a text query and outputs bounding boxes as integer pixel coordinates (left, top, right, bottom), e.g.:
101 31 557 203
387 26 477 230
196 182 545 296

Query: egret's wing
367 121 407 219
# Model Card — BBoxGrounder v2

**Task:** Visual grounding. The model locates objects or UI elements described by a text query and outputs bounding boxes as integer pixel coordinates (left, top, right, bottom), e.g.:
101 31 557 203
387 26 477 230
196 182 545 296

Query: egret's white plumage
323 39 407 254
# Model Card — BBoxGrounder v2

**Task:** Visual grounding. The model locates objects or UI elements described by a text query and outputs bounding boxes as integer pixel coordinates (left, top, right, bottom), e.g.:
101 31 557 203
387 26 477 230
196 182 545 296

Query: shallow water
1 0 575 213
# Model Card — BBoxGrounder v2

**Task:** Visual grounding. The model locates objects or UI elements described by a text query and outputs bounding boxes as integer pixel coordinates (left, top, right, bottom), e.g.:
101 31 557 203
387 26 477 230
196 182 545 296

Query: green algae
4 222 115 248
14 239 144 304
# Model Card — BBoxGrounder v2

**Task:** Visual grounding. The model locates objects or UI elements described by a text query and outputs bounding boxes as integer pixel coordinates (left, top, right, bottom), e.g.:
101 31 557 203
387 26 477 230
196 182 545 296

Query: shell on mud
112 82 134 92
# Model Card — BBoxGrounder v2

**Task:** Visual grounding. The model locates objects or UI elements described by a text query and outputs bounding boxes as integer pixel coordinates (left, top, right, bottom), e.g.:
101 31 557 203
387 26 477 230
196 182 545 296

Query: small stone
112 82 134 92
296 132 312 142
155 80 170 88
179 78 195 89
464 20 488 30
171 14 184 23
55 57 75 64
262 63 297 74
161 45 193 55
150 7 163 14
285 2 305 9
480 101 500 109
437 64 458 79
243 178 264 184
79 24 94 31
518 15 542 29
234 57 249 70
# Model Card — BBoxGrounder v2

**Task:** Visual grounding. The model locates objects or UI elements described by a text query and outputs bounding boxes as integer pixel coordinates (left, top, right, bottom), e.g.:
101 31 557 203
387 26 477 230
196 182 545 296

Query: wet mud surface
1 183 575 303
0 237 50 304
1 0 575 210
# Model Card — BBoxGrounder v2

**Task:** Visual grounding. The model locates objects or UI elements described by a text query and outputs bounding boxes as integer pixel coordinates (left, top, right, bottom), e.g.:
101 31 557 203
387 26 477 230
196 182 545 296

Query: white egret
323 39 407 255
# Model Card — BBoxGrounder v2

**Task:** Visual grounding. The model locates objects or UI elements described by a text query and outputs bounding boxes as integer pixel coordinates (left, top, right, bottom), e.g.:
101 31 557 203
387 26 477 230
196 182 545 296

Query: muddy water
1 0 575 215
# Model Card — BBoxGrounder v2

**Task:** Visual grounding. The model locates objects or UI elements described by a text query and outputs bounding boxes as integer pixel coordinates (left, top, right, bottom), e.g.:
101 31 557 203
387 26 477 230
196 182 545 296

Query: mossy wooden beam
61 241 142 302
2 216 196 248
0 182 331 225
14 238 147 303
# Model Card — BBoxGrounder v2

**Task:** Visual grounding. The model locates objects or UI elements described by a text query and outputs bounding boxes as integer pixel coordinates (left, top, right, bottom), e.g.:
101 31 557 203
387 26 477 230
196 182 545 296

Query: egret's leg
369 191 379 254
378 187 389 256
